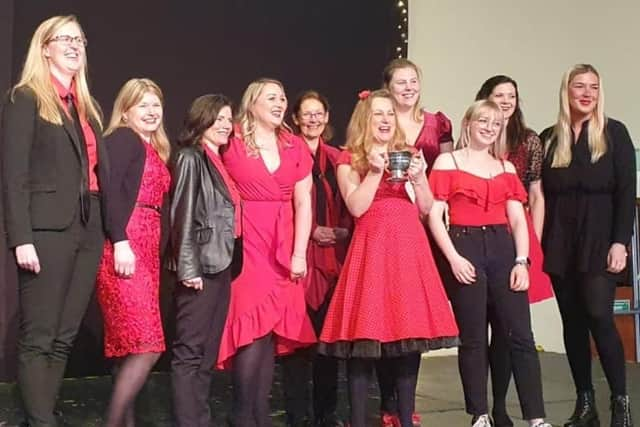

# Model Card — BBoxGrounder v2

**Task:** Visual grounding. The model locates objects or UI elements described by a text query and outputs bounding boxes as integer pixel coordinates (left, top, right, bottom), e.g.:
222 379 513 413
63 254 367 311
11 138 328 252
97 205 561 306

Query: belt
449 224 508 233
136 202 161 213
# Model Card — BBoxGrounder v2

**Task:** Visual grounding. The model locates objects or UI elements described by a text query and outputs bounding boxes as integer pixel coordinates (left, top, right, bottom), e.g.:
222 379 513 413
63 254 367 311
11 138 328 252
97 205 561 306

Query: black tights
552 273 626 395
231 333 275 427
349 354 420 427
104 352 161 427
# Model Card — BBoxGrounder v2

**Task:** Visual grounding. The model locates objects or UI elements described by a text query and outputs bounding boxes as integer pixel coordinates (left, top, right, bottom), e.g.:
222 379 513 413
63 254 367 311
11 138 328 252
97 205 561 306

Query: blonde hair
345 89 408 174
105 78 171 163
546 64 607 167
456 100 507 160
12 15 102 128
382 58 423 122
235 78 292 156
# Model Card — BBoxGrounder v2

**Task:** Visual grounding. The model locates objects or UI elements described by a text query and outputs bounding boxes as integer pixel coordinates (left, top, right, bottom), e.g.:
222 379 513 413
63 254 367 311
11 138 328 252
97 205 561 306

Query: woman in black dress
541 63 635 427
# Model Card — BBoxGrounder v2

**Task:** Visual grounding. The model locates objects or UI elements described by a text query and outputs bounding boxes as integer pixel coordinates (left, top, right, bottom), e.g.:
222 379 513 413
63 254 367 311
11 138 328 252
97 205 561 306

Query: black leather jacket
166 145 239 281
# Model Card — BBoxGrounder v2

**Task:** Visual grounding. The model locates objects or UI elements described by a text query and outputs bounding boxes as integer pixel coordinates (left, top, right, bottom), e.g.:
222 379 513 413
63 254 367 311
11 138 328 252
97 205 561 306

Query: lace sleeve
525 131 543 185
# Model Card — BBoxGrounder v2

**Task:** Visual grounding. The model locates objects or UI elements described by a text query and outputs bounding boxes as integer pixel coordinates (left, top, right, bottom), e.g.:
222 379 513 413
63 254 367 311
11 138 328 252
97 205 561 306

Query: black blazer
1 86 109 248
102 127 145 243
166 145 239 281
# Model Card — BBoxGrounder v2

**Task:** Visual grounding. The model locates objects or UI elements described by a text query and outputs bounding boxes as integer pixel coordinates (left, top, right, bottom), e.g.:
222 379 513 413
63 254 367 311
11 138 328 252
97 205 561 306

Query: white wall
409 0 640 354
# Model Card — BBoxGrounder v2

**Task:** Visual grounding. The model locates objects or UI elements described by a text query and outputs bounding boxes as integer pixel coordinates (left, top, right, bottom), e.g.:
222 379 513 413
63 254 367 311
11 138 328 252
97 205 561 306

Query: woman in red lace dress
318 89 459 427
475 75 554 427
96 78 171 427
217 78 316 426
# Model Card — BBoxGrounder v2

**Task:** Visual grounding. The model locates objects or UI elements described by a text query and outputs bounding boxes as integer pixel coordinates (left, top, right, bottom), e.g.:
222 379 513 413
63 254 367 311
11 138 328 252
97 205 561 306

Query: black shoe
491 410 514 427
564 390 600 427
610 395 633 427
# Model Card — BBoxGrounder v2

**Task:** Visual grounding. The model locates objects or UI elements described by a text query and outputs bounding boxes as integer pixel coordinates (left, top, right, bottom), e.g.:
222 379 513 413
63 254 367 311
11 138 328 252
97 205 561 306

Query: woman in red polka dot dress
318 89 459 427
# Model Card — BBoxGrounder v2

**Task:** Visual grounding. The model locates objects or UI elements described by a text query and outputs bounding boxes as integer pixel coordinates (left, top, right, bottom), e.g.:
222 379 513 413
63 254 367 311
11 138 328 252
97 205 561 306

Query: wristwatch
514 256 531 267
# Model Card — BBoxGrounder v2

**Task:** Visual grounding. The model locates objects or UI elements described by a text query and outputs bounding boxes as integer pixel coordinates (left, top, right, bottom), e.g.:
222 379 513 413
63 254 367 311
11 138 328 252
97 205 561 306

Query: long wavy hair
12 15 102 128
291 90 334 142
235 78 292 156
177 94 232 147
345 89 408 174
456 100 507 160
382 58 423 122
475 75 528 153
105 78 171 163
545 64 607 167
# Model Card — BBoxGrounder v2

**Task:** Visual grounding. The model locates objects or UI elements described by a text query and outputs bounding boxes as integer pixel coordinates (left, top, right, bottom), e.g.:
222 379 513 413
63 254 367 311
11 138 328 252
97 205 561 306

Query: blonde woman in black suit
1 15 108 427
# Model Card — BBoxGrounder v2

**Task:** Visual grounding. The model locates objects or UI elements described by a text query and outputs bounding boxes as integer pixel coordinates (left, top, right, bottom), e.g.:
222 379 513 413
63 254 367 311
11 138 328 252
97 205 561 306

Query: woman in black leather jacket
167 94 242 427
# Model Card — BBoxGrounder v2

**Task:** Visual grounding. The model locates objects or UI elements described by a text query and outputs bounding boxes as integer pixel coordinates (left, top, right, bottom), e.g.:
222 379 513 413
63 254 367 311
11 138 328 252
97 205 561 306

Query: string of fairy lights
395 0 409 58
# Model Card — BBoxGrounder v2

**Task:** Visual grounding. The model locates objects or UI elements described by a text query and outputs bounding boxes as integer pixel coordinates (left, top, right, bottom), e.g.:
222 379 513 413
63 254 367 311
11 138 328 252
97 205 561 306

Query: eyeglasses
300 111 326 120
48 35 88 47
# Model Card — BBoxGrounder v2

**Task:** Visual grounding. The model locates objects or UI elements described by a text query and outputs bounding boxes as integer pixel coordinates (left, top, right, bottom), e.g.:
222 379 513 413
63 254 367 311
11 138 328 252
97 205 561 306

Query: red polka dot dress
318 150 459 358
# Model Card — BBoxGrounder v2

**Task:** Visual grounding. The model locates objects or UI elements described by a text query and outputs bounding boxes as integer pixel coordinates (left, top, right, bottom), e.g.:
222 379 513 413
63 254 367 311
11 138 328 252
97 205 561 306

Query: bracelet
514 256 530 267
292 254 306 260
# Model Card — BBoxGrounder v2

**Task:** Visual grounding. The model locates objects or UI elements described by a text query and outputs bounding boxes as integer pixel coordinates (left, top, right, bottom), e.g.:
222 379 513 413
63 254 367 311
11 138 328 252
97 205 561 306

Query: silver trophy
387 150 413 182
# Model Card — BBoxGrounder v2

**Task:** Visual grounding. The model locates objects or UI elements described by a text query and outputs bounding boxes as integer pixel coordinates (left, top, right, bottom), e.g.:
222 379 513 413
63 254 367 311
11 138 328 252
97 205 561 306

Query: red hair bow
358 90 371 100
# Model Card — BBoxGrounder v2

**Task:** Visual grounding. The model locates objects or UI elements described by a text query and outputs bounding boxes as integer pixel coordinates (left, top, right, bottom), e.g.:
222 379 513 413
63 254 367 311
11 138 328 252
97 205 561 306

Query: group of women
1 14 636 427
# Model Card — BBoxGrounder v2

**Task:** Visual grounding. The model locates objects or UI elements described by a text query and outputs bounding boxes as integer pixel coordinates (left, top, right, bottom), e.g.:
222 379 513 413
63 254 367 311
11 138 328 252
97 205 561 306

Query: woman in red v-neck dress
217 78 316 426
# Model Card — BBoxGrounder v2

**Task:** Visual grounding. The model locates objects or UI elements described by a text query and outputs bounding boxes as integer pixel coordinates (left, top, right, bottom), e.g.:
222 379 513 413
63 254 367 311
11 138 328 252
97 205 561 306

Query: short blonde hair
12 15 102 128
456 100 506 160
345 89 408 174
105 78 171 163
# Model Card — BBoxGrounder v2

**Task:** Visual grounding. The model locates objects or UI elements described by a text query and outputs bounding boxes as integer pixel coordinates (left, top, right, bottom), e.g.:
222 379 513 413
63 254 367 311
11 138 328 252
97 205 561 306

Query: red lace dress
318 151 459 358
97 142 170 357
216 132 317 369
506 131 554 303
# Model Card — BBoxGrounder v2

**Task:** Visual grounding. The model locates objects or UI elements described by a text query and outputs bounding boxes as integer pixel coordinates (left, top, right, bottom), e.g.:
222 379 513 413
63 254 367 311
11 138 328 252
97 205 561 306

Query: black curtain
0 0 403 380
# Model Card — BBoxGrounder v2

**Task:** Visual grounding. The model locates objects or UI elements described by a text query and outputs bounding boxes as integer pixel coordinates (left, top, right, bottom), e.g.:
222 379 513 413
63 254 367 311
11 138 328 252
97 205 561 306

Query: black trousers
282 287 340 425
444 225 545 419
171 268 231 427
551 272 626 396
17 195 104 427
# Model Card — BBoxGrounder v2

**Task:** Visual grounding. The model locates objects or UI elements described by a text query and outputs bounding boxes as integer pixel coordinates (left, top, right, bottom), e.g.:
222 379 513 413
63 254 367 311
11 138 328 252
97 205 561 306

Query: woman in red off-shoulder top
428 100 551 427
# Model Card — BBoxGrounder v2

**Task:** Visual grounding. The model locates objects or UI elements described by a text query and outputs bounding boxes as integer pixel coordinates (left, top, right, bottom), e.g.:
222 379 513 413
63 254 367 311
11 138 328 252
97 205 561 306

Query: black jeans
171 268 231 427
444 225 545 419
18 196 104 427
551 272 626 396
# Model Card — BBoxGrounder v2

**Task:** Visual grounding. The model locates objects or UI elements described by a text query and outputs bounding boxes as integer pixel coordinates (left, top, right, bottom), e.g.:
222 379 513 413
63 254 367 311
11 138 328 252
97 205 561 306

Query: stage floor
0 353 638 426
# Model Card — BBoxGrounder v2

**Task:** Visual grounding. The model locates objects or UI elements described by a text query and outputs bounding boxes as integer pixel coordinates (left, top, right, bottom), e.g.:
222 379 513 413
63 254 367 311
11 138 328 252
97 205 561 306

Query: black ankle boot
564 390 600 427
610 395 633 427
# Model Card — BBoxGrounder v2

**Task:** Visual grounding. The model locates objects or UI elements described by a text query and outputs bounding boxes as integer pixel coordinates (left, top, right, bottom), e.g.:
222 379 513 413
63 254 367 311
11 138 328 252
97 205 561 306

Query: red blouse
51 75 99 191
203 144 243 237
429 169 527 226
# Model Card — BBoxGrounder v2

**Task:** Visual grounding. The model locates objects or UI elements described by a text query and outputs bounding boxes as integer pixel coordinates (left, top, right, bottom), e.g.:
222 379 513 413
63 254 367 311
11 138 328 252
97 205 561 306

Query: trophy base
386 176 408 183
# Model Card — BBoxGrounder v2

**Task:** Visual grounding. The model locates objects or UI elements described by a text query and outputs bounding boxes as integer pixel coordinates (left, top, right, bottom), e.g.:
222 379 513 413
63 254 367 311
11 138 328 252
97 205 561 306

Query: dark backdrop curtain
0 0 404 381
